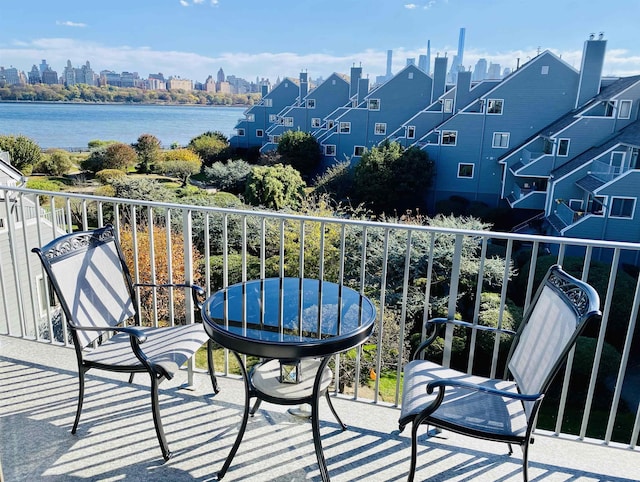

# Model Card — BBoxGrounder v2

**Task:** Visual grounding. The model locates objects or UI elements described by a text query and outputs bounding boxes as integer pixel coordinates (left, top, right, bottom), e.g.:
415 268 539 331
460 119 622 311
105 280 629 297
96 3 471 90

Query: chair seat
83 324 209 379
400 360 528 439
251 359 332 400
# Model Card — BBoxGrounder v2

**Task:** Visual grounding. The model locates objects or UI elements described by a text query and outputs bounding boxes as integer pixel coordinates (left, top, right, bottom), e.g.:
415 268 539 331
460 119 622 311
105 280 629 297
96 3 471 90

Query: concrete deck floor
1 335 639 482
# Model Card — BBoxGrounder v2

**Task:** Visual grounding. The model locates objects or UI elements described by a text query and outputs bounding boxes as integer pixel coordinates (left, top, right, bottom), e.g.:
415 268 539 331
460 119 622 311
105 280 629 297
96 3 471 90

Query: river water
0 102 245 149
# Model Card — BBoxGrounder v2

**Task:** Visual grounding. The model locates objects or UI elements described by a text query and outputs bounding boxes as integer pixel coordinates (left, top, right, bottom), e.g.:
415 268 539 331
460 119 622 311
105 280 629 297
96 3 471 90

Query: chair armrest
134 282 207 310
413 317 516 360
427 378 543 402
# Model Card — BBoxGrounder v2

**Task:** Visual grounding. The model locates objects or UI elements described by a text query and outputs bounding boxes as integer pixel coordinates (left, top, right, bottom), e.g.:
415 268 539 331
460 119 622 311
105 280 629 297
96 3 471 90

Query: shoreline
0 100 249 108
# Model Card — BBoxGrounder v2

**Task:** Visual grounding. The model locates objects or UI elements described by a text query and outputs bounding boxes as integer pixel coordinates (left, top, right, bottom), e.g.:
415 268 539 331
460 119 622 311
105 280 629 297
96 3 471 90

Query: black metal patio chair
32 224 219 461
399 264 601 481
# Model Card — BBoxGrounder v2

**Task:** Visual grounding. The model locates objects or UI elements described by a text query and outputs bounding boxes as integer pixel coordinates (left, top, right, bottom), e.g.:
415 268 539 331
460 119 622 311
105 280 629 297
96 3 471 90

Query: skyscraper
448 27 466 83
386 50 393 78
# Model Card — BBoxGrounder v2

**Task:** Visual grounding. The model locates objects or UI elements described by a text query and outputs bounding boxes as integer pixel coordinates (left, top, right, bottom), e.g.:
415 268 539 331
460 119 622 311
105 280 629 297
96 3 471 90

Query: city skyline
2 0 640 83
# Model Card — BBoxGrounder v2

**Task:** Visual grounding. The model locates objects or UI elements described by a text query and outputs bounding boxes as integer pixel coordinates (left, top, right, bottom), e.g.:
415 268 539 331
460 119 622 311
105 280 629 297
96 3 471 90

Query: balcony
2 186 640 480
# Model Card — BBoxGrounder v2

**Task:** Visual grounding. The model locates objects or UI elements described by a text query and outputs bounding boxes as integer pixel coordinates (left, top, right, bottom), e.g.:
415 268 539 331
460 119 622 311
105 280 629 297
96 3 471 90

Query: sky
2 0 640 84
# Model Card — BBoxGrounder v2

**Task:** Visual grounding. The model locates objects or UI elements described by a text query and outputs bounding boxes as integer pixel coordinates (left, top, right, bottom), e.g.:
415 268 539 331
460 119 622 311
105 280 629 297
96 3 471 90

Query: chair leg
522 440 530 482
324 391 347 430
249 398 262 416
407 422 421 482
71 367 88 434
128 373 135 384
207 339 220 394
149 374 172 461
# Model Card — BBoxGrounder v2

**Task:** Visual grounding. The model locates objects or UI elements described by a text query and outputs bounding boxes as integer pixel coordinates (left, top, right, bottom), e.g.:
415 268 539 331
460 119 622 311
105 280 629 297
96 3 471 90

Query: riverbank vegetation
0 83 260 106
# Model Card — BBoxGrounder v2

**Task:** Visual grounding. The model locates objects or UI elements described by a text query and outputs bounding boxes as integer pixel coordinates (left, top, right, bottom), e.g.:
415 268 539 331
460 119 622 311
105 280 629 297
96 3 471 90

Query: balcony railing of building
1 186 640 452
590 159 632 183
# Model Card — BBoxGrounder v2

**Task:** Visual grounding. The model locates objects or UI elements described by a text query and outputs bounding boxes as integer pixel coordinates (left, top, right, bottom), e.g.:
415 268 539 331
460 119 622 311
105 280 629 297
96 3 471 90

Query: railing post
182 208 196 388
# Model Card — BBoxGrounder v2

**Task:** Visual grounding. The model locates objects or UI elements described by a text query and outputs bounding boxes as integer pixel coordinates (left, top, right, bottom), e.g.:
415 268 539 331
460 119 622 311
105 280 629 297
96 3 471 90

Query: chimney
299 71 308 100
261 84 268 97
432 56 448 102
350 65 362 99
575 35 606 108
454 70 472 110
358 77 370 104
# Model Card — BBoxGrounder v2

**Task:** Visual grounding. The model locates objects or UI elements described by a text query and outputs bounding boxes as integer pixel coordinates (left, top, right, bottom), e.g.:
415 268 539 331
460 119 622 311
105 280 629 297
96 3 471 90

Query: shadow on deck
1 335 639 481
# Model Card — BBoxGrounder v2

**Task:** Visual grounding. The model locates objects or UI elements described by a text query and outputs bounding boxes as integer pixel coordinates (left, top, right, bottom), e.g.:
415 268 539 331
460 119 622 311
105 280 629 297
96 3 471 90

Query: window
590 196 606 215
256 129 263 138
610 197 635 218
339 122 351 134
306 99 316 108
487 99 503 114
284 117 294 127
263 98 272 107
492 132 510 148
273 135 281 143
246 113 255 122
569 199 583 211
284 82 289 87
408 72 414 79
441 130 457 145
354 146 365 156
557 138 570 156
406 126 416 139
604 101 615 117
327 120 335 129
237 128 245 136
311 118 321 128
619 100 632 119
443 99 453 113
458 163 474 178
374 123 387 135
325 145 336 156
541 66 549 75
269 114 277 122
368 99 380 110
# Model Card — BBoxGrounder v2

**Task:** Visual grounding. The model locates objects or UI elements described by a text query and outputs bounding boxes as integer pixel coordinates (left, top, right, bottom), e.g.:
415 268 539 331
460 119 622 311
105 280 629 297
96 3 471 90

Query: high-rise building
63 60 75 86
418 55 428 73
0 67 21 85
39 60 49 76
386 50 393 78
217 67 225 83
406 58 416 67
487 62 502 79
448 27 466 83
41 68 58 85
28 65 41 84
472 58 487 81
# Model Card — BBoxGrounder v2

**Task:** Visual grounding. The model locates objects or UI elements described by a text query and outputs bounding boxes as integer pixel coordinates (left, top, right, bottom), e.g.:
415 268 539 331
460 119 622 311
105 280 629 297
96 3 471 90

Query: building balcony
1 186 640 480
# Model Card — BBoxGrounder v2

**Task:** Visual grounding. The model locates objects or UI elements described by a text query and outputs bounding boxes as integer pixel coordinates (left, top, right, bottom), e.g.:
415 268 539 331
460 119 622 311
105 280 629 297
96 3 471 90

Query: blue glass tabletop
202 278 377 359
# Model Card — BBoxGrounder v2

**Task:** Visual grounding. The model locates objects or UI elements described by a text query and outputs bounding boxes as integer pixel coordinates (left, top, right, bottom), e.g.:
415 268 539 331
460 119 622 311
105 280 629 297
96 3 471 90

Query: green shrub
0 134 42 173
36 149 73 176
95 185 116 197
26 179 63 192
95 169 126 184
204 159 251 193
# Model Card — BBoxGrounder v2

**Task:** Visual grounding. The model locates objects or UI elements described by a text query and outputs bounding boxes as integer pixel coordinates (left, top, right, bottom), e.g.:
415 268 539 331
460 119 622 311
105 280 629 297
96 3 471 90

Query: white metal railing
1 186 640 450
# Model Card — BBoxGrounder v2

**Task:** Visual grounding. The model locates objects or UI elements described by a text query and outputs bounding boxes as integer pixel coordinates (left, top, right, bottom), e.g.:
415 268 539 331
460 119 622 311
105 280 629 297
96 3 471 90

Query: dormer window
368 99 380 110
443 99 453 113
619 100 632 119
306 99 316 109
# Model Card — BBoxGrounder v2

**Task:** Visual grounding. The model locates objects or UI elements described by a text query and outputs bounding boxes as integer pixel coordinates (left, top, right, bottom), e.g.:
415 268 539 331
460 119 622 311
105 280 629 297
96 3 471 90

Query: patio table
202 277 377 481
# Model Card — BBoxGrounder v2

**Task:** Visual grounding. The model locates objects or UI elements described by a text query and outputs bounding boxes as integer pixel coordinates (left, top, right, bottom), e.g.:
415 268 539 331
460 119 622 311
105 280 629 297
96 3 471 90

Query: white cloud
424 1 436 9
193 0 205 3
404 4 418 9
211 0 219 5
56 21 87 28
179 0 189 6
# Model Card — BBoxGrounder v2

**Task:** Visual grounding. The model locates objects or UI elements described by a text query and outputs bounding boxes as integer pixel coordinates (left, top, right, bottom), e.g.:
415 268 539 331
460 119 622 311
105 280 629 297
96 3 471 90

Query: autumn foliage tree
156 148 202 186
118 225 205 326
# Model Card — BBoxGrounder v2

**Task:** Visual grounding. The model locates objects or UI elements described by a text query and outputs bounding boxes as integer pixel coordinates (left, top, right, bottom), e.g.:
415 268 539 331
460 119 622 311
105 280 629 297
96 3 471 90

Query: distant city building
0 67 21 86
75 61 96 85
28 65 41 84
63 60 75 86
217 67 225 83
487 62 502 79
167 77 193 91
146 77 167 90
448 27 466 84
39 59 49 76
41 68 58 85
406 58 416 67
472 58 488 81
418 54 428 73
204 75 216 92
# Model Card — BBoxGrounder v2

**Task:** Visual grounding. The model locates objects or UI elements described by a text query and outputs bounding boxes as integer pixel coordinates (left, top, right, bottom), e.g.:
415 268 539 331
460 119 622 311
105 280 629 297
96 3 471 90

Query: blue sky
2 0 640 84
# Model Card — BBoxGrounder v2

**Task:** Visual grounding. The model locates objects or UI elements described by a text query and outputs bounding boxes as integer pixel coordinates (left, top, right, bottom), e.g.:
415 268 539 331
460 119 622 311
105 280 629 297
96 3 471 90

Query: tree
156 148 202 186
103 143 138 171
0 135 42 175
244 164 306 210
36 149 73 176
133 133 162 173
203 159 252 193
188 131 230 166
276 130 321 179
353 141 435 214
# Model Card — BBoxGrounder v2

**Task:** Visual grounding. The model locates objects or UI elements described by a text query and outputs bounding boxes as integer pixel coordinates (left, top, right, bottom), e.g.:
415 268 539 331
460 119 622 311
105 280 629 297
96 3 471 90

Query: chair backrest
33 225 136 348
507 265 601 418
